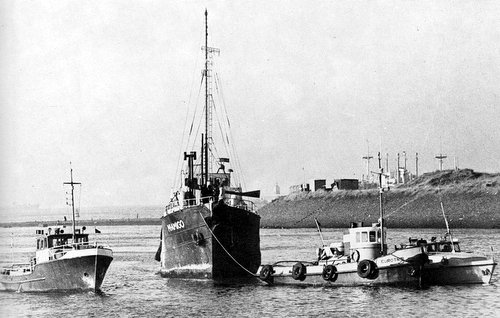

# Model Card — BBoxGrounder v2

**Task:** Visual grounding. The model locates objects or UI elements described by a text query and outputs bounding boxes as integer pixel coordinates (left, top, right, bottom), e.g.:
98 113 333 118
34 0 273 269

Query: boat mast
440 201 456 253
63 163 81 244
377 152 386 255
204 9 209 186
202 10 220 186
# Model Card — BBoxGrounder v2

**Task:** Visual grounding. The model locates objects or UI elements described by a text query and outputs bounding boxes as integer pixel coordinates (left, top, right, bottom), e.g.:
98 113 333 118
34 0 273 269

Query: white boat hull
423 254 496 285
0 248 113 292
258 250 426 287
259 263 420 287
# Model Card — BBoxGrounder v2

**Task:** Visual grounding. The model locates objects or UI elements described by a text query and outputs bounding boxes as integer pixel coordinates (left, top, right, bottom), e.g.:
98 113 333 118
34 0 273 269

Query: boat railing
165 196 257 214
46 241 110 261
223 198 257 213
165 196 214 213
1 263 32 275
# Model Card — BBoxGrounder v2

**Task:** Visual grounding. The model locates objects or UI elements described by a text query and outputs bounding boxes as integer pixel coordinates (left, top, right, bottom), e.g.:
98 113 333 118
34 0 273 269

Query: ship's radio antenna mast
202 9 220 185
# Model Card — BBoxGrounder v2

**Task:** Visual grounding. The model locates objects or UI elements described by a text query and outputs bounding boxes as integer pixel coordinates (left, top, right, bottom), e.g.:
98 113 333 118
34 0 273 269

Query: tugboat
0 166 113 292
258 153 428 287
155 10 261 280
397 202 497 285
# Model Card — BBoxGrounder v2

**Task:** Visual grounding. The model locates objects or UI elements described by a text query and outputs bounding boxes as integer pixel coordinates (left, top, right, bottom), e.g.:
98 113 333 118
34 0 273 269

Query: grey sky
1 1 499 208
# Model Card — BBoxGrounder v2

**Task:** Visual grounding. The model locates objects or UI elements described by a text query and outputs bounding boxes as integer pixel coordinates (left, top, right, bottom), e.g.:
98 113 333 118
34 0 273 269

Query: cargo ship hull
159 201 261 279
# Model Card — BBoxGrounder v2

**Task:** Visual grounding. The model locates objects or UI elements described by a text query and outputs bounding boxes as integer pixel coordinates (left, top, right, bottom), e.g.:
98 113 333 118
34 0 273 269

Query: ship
257 222 427 287
0 166 113 292
155 10 261 280
397 201 496 285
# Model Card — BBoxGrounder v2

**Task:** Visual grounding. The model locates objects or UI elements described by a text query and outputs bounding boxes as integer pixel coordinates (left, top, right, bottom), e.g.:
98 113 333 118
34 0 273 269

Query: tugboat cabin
35 226 89 262
397 237 461 253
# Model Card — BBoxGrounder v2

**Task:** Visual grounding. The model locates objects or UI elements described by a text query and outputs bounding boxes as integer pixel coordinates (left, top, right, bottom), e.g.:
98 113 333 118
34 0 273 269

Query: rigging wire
212 82 232 164
172 48 203 191
215 73 247 189
173 73 204 190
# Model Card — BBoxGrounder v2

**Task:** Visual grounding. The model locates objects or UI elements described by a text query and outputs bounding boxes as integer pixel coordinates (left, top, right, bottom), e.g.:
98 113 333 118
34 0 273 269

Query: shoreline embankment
259 169 500 229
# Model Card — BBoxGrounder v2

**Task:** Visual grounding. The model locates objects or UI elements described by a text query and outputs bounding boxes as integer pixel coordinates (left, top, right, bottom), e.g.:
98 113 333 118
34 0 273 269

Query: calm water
0 226 499 317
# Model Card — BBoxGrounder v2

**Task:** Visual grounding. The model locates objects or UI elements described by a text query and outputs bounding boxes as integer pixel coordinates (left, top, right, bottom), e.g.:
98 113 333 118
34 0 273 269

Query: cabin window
369 231 377 242
361 232 368 243
441 244 452 252
453 243 460 252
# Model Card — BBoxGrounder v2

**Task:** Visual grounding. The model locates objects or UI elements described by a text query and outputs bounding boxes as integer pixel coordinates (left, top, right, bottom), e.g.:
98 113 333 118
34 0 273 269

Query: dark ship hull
159 200 261 279
0 253 113 292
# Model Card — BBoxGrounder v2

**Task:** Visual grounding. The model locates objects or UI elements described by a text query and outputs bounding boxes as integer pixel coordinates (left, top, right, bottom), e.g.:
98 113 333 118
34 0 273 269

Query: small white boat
396 200 497 285
398 235 496 285
0 167 113 292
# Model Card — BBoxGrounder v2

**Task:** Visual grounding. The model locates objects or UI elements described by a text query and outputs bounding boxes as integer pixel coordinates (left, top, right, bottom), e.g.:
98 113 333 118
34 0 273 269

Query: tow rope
199 212 258 277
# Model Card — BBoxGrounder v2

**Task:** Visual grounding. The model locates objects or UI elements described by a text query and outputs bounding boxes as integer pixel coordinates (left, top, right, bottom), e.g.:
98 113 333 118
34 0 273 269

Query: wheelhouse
35 226 89 250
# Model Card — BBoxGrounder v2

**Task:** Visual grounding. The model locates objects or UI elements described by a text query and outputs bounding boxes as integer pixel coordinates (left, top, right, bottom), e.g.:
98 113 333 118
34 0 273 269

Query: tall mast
204 9 209 185
377 152 386 255
63 163 81 244
201 10 220 185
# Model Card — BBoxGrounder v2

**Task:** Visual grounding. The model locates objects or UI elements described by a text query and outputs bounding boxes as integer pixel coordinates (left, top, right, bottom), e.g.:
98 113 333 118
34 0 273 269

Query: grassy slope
258 169 500 229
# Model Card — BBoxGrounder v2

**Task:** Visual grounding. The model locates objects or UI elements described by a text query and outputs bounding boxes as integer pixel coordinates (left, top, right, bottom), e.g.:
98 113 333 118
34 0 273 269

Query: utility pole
435 153 447 171
385 153 389 179
362 141 373 183
415 152 419 178
397 153 400 184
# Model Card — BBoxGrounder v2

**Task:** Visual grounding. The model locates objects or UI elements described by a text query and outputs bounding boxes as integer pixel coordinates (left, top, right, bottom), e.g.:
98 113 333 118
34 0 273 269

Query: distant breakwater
258 189 500 229
0 218 161 228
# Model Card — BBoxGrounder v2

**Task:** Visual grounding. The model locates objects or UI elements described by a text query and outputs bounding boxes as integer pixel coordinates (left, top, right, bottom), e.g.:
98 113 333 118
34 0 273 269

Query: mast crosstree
63 164 81 244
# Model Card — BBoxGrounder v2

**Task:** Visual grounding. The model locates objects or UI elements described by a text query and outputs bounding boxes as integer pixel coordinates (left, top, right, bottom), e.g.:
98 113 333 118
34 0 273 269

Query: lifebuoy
351 250 360 263
292 262 307 281
357 259 378 279
322 264 338 282
259 265 274 282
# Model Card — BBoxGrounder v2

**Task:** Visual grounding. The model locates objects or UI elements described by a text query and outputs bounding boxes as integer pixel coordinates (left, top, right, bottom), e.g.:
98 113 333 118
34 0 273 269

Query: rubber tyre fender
292 262 307 281
259 265 274 282
357 259 377 279
322 264 338 282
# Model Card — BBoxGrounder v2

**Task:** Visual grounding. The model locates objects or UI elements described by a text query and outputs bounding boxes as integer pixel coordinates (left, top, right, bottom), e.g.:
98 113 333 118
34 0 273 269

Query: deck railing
165 196 257 214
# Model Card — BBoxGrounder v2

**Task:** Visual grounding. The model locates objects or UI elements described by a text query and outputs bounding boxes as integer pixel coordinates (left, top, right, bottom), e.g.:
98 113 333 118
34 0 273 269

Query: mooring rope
288 206 319 227
199 211 258 277
384 195 421 219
